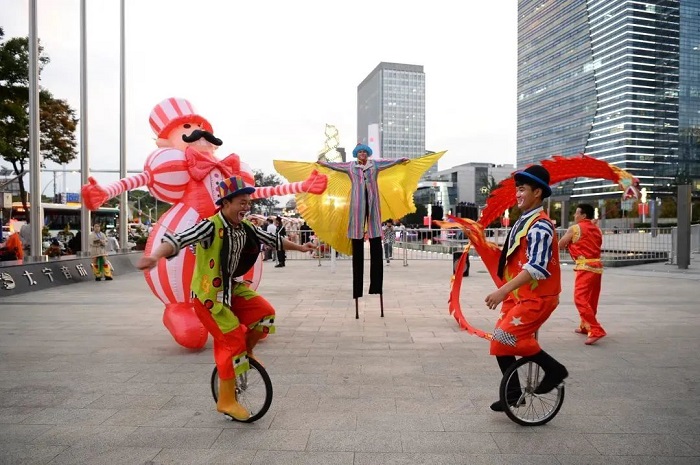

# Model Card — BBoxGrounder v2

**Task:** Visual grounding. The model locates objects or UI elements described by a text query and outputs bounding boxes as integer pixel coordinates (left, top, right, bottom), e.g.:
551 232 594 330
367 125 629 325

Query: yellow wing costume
274 151 445 256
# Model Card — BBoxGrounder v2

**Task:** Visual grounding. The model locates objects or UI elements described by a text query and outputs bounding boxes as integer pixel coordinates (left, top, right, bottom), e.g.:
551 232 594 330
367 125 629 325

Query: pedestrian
264 218 277 262
89 223 113 281
1 232 23 261
299 221 312 244
274 217 286 268
382 219 395 264
484 164 568 411
19 218 31 253
45 238 63 258
558 203 606 345
137 176 315 420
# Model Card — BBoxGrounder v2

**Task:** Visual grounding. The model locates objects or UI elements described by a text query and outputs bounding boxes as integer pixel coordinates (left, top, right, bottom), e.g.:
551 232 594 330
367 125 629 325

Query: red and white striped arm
251 181 306 199
104 172 151 198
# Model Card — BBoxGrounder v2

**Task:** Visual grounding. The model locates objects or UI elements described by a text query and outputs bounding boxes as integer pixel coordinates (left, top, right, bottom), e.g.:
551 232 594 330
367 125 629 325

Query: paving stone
0 257 698 462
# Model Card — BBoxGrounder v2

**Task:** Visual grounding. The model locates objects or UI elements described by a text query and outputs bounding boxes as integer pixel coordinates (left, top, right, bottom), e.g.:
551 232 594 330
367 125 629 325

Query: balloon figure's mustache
182 129 223 146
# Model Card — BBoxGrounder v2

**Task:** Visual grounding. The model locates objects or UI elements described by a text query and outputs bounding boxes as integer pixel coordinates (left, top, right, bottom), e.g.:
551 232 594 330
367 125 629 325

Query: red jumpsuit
491 210 561 357
566 219 606 338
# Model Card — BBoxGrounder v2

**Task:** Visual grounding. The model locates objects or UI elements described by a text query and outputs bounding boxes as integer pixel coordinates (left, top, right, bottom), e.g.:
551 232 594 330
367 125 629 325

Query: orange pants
193 287 275 380
490 296 559 357
574 270 606 337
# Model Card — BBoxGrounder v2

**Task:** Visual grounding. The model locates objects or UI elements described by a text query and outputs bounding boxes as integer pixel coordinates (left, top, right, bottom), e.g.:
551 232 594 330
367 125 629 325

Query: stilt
355 298 359 319
379 293 384 318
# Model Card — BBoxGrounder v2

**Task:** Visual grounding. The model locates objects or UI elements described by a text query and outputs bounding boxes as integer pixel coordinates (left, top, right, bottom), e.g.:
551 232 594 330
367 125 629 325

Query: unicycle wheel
499 357 565 426
211 357 273 423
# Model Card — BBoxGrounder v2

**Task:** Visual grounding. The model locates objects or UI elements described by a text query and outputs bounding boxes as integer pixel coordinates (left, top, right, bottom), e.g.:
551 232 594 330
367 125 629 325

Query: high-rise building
357 62 426 163
518 0 700 199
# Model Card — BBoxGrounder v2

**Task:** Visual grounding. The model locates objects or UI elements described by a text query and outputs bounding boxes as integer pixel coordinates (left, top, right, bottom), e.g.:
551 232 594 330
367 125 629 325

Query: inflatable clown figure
81 98 327 349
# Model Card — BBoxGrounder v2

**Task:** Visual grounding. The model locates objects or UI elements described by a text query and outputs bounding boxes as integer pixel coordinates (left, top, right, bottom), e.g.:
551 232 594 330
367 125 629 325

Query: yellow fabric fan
274 151 445 256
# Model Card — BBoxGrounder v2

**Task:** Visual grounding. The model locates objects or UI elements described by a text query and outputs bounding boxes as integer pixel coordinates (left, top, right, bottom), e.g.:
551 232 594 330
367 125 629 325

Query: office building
357 62 428 168
518 0 700 198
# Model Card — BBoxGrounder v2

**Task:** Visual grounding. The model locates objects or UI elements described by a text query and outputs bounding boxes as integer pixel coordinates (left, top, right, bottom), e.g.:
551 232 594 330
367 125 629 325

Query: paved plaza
1 254 699 464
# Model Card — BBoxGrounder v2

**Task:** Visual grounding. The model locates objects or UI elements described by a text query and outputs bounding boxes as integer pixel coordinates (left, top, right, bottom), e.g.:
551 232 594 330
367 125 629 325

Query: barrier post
403 236 409 267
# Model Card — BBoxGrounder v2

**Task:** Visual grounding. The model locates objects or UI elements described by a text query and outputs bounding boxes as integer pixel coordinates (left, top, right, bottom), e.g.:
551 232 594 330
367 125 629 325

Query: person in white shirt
88 223 113 281
19 219 31 252
264 218 277 261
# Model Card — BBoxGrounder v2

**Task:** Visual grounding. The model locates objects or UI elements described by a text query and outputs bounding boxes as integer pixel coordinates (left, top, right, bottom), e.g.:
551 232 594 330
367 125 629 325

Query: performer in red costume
435 155 640 412
483 165 568 411
82 98 327 349
559 203 606 345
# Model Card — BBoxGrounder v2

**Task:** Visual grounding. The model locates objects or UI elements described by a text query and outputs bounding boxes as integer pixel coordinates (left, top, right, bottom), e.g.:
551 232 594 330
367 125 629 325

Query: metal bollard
403 237 409 267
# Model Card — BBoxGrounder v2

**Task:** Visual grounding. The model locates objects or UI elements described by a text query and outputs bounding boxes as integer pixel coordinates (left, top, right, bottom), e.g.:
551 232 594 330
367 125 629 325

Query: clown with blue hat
275 142 446 319
137 175 315 421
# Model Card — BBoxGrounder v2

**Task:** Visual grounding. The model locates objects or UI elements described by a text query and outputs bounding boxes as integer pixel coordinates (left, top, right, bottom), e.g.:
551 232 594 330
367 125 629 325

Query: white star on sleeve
511 316 523 326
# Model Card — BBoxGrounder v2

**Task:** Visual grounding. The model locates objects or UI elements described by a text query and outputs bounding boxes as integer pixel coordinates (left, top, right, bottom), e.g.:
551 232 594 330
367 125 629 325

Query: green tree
0 28 78 213
477 174 499 206
251 169 281 214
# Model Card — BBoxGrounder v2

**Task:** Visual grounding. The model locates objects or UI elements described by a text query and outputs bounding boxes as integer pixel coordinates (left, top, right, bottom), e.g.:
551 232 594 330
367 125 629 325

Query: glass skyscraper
357 62 426 161
518 0 700 198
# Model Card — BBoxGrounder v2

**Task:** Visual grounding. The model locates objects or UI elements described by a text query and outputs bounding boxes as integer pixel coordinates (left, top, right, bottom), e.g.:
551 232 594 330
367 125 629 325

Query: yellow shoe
216 378 250 421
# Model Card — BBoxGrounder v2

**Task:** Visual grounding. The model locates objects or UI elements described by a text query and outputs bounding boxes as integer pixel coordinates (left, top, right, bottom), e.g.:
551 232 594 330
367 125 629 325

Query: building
414 162 515 216
518 0 700 199
357 62 430 171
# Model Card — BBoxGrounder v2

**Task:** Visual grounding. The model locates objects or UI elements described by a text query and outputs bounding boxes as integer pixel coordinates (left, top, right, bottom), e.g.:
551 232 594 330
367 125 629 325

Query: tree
402 203 428 228
477 173 499 206
251 169 281 214
0 28 78 213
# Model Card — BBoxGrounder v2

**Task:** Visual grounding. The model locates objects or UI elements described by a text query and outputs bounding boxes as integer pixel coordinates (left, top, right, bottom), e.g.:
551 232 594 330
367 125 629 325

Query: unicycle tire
210 357 273 423
499 357 565 426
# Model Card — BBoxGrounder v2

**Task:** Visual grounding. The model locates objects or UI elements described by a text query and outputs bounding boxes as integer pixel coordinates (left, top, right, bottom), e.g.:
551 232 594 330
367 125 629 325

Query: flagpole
28 0 42 259
80 0 91 254
119 0 128 250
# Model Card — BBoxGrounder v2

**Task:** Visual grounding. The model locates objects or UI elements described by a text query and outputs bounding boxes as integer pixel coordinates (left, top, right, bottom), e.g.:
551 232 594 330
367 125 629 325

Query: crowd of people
0 221 120 262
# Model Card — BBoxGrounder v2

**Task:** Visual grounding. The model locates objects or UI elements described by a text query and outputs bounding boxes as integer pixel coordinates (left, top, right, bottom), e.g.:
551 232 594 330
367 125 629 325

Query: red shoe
585 335 604 345
574 328 587 335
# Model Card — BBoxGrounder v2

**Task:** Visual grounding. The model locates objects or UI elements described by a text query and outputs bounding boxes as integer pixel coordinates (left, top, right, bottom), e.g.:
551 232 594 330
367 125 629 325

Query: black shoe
534 366 569 394
490 395 526 412
95 278 101 281
274 264 285 268
105 277 113 281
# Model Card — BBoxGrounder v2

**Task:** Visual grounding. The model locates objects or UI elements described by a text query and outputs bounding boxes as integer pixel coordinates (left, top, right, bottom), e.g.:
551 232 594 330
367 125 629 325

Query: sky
2 0 517 196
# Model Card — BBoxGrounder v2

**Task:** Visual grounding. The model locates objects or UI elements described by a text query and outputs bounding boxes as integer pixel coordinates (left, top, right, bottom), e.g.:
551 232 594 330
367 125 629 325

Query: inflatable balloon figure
436 154 640 341
81 98 327 349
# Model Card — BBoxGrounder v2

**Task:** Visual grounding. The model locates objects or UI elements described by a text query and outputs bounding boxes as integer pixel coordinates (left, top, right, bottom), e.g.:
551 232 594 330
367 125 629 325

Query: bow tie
185 147 232 181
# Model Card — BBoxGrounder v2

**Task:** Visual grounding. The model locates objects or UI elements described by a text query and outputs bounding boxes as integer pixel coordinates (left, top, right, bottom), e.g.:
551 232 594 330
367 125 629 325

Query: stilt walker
275 145 444 318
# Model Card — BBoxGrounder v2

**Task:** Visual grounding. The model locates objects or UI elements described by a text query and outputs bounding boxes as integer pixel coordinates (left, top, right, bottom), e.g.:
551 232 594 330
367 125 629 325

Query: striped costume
163 213 280 379
319 157 407 299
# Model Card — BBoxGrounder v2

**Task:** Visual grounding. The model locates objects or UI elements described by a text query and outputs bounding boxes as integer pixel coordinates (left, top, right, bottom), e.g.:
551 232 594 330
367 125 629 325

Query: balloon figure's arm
81 172 151 211
251 169 327 199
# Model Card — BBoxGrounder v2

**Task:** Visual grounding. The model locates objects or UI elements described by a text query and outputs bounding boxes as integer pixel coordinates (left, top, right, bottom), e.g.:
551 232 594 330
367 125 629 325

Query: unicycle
210 357 273 423
499 357 565 426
